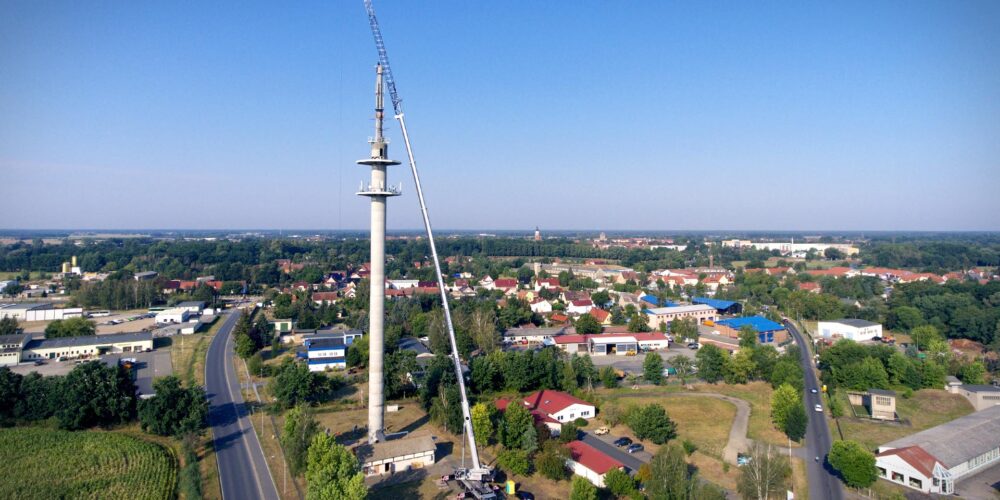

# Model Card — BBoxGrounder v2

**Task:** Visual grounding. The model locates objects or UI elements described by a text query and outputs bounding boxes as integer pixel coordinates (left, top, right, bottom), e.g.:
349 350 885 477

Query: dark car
687 343 700 349
626 443 645 454
515 492 534 500
613 437 633 447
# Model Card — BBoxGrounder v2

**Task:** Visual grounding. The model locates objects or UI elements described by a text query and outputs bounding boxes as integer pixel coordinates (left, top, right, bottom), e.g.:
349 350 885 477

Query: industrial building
356 434 436 476
501 326 565 345
947 384 1000 412
818 319 883 342
565 440 625 487
175 301 205 313
691 296 742 315
19 332 154 362
645 304 717 330
155 308 191 324
554 333 670 355
0 302 84 321
304 337 347 371
715 316 787 343
0 333 31 367
876 405 1000 494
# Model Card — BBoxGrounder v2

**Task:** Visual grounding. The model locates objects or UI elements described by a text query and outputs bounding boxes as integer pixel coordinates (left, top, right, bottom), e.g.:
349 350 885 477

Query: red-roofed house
798 282 822 294
311 291 339 305
565 440 625 487
566 299 594 315
535 277 561 290
494 278 518 291
522 390 596 423
875 446 949 494
549 313 570 325
805 267 856 278
588 308 611 325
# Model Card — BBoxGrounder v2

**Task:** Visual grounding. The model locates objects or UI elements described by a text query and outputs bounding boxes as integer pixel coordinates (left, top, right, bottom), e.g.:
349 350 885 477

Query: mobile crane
362 1 496 498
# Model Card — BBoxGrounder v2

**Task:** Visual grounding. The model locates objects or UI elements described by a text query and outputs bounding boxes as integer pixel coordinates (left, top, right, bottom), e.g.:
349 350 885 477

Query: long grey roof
502 326 565 337
28 331 153 349
829 318 880 328
881 405 1000 468
355 434 435 464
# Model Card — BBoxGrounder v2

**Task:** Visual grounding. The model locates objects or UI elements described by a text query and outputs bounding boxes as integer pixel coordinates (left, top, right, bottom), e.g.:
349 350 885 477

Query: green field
0 427 177 500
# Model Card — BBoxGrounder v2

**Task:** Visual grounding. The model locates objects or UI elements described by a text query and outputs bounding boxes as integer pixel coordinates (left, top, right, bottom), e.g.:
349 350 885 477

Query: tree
500 403 534 450
627 311 651 332
305 433 367 500
0 317 18 336
959 360 986 385
138 376 209 437
283 405 319 477
828 440 877 488
270 360 329 408
0 367 22 422
739 325 758 348
671 318 699 342
469 308 500 353
770 383 800 431
645 442 723 500
668 354 694 384
570 476 598 500
57 360 137 430
562 359 579 392
536 443 569 480
601 366 618 388
910 324 943 351
590 290 611 308
234 333 258 359
603 466 635 497
643 352 664 385
784 402 807 442
574 314 602 334
723 349 757 384
44 317 96 338
737 444 790 500
696 344 728 383
559 421 580 443
470 402 497 444
497 449 531 476
627 403 676 444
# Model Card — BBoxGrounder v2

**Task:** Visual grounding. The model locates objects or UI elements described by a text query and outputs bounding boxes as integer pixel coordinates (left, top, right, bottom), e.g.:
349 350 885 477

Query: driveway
103 350 172 397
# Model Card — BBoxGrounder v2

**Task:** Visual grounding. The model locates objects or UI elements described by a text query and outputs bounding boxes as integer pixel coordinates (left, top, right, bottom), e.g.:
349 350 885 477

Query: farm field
0 427 177 500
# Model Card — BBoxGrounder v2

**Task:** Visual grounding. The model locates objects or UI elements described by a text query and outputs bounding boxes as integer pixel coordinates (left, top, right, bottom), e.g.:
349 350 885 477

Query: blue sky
2 1 998 231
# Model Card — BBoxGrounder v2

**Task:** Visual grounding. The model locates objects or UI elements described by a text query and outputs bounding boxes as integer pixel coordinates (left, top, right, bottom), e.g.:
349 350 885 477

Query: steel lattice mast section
363 0 489 477
357 63 401 445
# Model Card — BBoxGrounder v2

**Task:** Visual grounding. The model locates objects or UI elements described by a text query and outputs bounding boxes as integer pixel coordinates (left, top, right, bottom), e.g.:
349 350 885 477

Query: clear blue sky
2 1 998 231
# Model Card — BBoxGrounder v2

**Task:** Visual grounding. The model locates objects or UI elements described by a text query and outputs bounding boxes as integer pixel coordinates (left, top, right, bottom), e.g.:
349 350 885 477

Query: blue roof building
640 295 679 308
716 316 785 343
692 297 743 315
306 337 347 372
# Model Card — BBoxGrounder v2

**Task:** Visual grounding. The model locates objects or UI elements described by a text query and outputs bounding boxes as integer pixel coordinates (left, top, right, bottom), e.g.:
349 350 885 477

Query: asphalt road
206 308 280 500
784 319 844 500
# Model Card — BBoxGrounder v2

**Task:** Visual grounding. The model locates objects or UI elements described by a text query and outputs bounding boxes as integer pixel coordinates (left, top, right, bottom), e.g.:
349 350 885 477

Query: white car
814 404 823 412
810 388 818 394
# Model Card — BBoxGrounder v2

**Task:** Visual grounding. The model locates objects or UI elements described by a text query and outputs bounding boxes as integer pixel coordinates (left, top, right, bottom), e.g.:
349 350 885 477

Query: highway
784 319 844 500
206 307 280 500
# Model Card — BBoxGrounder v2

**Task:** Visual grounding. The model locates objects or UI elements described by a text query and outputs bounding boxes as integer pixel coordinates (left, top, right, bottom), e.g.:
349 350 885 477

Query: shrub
604 467 635 497
574 417 588 427
536 443 569 480
497 449 531 476
682 439 698 455
559 422 580 444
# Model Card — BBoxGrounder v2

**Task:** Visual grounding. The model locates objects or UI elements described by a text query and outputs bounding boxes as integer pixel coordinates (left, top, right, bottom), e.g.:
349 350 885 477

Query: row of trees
819 338 947 392
695 332 805 390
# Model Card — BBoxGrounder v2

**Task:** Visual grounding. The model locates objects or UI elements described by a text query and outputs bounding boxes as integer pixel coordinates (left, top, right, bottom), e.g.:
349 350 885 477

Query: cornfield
0 427 177 499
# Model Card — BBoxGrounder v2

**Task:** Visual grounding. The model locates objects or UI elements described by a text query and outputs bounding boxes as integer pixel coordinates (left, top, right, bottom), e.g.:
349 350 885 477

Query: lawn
691 381 793 447
598 392 736 459
0 427 177 500
836 389 974 450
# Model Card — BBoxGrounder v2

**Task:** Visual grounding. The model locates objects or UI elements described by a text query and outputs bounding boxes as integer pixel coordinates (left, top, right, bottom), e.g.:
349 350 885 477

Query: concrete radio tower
357 63 401 444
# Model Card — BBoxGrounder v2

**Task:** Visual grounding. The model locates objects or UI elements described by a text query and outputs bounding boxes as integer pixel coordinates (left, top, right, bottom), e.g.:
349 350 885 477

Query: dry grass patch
599 394 736 459
690 451 738 491
837 389 974 450
692 381 793 447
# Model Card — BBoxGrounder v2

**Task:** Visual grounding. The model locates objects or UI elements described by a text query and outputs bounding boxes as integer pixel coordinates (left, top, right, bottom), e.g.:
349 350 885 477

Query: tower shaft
357 63 401 445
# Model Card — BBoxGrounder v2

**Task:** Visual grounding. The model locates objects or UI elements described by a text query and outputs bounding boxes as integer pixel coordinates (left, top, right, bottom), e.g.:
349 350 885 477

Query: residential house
565 440 626 487
566 300 594 316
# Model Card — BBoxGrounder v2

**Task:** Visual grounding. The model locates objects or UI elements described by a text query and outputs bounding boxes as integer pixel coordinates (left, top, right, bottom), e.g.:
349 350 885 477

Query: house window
909 478 922 489
877 467 886 478
892 472 904 483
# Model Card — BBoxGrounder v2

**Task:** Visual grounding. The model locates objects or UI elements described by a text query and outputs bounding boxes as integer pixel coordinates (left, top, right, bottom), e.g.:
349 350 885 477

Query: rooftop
30 331 152 349
869 388 896 396
523 389 592 415
502 326 566 338
960 384 1000 393
692 297 739 310
881 404 1000 468
0 333 29 345
565 440 624 475
825 318 880 328
355 434 435 464
716 316 785 333
645 304 715 315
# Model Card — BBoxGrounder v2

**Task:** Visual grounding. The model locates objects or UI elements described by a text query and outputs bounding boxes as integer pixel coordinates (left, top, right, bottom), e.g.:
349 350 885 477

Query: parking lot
8 350 172 397
588 344 699 375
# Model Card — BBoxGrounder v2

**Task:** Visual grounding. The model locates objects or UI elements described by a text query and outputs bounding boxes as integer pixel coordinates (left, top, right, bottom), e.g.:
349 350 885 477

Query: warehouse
876 405 1000 494
818 318 883 342
715 316 787 343
155 308 191 324
304 337 348 371
0 333 31 367
645 304 717 330
0 302 84 321
692 296 743 315
20 332 154 361
356 434 436 476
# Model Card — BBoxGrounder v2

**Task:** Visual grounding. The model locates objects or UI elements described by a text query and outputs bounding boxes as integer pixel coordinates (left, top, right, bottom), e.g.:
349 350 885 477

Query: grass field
836 389 974 450
691 381 793 447
0 427 177 500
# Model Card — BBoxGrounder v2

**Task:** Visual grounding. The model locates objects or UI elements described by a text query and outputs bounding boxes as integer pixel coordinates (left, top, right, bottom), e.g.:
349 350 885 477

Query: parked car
514 492 534 500
737 454 752 466
814 404 823 412
687 343 700 350
626 443 645 454
613 437 633 447
594 426 610 435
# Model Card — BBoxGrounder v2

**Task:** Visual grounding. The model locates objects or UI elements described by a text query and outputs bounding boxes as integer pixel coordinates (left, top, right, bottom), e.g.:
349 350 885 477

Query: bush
828 440 877 488
574 417 588 427
570 476 598 500
536 443 569 480
559 422 580 443
901 388 913 399
497 449 531 476
682 439 698 455
178 434 202 500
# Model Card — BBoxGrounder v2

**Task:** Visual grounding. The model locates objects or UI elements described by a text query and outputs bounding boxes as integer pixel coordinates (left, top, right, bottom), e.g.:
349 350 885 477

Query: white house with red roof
529 298 553 314
566 299 594 315
565 440 625 487
535 277 561 290
494 278 519 294
522 389 596 423
588 308 611 325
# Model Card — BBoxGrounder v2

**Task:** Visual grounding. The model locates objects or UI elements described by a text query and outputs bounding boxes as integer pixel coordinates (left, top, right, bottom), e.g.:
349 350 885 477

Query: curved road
784 319 844 500
206 307 280 500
